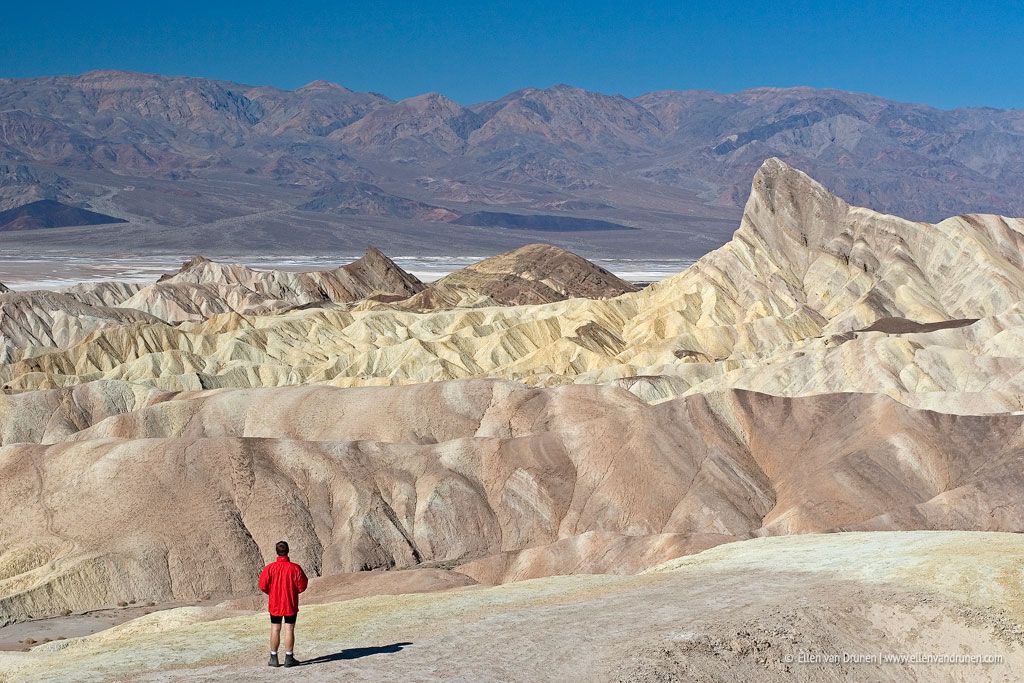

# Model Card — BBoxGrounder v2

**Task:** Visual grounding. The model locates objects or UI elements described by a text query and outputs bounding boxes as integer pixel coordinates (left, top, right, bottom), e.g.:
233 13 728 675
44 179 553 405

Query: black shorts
269 614 297 625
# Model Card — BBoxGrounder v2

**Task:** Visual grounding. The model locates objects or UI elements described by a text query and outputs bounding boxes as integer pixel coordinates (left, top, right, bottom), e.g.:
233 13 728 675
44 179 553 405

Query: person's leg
270 623 281 653
268 618 283 667
278 618 299 667
282 623 294 654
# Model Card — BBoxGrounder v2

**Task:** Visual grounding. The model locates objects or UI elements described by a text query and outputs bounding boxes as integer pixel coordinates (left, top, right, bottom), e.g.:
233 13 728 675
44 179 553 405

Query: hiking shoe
267 654 280 667
283 654 300 667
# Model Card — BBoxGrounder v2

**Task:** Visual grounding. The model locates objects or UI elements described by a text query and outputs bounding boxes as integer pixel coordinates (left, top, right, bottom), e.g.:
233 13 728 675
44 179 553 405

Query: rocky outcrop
637 157 1024 333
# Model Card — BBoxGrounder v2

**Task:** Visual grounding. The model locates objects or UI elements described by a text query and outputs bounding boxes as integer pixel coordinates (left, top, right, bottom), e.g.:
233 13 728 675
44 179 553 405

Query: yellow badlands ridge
2 159 1024 413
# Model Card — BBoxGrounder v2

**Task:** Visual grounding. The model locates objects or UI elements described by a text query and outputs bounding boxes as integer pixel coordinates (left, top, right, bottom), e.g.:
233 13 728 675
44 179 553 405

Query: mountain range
1 70 1022 256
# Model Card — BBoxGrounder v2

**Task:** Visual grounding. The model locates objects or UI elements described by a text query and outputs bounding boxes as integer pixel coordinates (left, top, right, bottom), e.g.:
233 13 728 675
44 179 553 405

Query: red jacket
259 556 309 616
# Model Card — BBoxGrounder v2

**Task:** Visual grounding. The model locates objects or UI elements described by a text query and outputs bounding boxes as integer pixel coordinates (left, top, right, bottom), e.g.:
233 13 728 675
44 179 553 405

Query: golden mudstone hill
397 242 638 309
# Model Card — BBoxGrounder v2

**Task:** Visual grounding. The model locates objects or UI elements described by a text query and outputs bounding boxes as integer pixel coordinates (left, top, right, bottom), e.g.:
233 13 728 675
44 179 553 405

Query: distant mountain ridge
0 70 1022 254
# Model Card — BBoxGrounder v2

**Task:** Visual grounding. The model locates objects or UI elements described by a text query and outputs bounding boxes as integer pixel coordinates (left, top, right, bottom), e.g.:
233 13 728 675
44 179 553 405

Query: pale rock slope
0 380 157 446
62 281 145 308
624 159 1024 352
0 289 159 364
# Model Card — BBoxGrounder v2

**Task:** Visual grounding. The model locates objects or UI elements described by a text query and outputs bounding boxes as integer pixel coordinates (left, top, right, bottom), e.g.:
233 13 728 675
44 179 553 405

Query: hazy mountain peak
400 91 463 110
542 83 586 94
297 79 351 93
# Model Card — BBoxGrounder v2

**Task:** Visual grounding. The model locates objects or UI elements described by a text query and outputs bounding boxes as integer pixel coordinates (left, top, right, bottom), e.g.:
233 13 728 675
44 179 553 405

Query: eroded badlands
2 158 1024 680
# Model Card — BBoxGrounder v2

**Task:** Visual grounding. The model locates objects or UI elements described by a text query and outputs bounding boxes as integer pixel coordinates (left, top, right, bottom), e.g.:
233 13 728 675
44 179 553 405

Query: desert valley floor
2 159 1024 681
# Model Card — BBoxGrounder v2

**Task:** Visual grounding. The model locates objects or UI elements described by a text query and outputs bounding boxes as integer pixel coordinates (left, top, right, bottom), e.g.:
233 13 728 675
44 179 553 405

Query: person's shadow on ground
301 642 413 666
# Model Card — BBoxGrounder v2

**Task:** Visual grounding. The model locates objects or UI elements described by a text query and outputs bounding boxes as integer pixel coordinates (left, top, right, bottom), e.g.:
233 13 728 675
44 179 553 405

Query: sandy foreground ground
1 531 1022 682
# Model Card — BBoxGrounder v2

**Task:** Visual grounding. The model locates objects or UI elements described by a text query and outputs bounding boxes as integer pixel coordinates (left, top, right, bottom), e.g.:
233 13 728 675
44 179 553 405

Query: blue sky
2 1 1022 109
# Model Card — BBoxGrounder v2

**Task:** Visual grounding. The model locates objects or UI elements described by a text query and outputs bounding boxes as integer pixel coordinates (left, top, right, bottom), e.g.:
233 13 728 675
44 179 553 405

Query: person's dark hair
275 541 289 556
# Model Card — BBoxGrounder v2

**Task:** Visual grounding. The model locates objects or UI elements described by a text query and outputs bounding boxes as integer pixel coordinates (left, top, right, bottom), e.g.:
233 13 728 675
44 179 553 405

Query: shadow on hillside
301 641 413 666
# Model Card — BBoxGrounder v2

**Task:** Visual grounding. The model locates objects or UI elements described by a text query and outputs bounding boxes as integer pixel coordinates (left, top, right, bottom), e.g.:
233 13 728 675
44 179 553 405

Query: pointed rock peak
746 157 847 224
351 246 407 275
346 247 425 291
401 92 462 111
158 255 213 282
358 245 391 264
752 158 829 194
739 158 854 258
182 254 213 268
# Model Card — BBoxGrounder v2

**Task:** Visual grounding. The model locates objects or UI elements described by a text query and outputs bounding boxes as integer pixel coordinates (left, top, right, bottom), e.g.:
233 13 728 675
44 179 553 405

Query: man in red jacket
258 540 309 667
